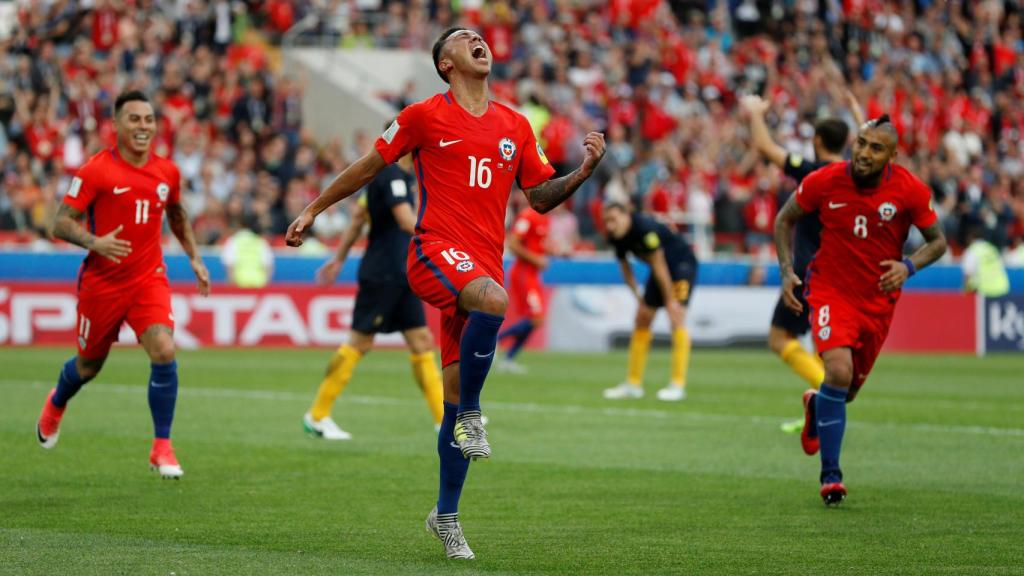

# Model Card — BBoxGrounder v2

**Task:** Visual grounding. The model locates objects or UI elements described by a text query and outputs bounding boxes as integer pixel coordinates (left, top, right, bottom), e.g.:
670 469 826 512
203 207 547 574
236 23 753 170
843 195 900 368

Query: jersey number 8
853 215 868 239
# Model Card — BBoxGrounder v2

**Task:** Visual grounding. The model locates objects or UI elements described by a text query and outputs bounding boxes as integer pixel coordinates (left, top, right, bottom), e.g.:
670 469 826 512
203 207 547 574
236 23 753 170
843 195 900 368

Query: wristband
902 257 916 277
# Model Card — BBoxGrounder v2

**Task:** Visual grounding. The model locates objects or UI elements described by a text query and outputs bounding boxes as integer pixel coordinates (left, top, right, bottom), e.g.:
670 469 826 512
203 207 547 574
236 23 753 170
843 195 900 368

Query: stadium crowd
2 0 1024 263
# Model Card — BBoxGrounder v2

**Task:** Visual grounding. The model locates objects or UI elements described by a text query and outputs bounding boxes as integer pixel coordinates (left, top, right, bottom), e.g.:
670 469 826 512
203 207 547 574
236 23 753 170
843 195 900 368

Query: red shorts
807 292 893 401
76 276 174 360
509 265 546 318
407 236 501 367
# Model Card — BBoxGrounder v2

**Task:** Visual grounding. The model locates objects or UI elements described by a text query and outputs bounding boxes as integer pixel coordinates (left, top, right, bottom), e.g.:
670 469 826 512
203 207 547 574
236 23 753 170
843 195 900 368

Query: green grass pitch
1 347 1022 575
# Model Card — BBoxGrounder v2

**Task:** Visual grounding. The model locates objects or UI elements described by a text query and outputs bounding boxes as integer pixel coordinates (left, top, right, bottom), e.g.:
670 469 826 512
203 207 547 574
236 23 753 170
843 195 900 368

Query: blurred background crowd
2 0 1024 265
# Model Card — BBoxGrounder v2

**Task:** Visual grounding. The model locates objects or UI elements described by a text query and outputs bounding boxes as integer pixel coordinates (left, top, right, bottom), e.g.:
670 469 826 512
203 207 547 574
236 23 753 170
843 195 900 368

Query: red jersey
63 148 181 295
375 91 555 277
796 162 937 316
511 208 549 273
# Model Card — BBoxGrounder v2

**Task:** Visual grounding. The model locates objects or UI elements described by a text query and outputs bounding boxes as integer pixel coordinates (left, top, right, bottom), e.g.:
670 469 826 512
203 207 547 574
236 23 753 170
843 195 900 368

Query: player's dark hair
814 118 849 154
114 90 150 116
432 27 468 84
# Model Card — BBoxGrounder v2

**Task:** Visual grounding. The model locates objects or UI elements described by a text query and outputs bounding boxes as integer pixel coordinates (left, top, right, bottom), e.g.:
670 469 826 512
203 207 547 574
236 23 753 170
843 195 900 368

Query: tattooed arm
166 202 211 296
879 222 947 293
523 132 606 214
773 194 807 313
50 203 132 263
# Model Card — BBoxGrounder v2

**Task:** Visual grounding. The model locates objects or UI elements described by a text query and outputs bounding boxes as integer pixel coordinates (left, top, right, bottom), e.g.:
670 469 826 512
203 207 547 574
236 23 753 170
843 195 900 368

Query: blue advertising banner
984 295 1024 352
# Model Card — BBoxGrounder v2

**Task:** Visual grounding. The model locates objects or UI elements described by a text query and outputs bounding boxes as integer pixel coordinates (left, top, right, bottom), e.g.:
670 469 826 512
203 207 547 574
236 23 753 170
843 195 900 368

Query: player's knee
636 306 655 328
77 357 105 381
464 279 508 316
530 316 544 328
767 330 790 355
824 359 854 388
147 339 176 364
407 329 434 354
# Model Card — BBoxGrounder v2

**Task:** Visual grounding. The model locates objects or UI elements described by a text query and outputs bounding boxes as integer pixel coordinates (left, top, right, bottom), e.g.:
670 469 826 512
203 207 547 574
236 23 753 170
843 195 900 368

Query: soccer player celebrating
742 94 858 433
285 28 605 559
601 202 698 402
304 154 444 439
36 91 211 479
774 115 947 505
495 205 550 374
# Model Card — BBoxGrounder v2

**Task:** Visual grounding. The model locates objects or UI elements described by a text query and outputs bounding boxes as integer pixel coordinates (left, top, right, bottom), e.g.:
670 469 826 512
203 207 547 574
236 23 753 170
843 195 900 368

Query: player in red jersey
774 115 947 505
285 27 605 559
36 91 210 480
495 206 550 374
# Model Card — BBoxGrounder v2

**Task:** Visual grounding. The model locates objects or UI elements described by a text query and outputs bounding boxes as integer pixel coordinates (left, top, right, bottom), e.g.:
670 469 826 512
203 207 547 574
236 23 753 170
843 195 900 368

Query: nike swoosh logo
473 350 495 358
450 441 461 449
828 202 847 209
149 381 174 388
113 186 131 195
818 419 843 428
439 139 462 148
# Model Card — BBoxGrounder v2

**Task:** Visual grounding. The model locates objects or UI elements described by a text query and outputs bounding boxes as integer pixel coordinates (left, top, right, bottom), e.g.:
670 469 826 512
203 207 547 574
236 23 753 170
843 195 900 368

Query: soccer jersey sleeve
63 161 100 213
517 126 556 190
167 165 182 206
909 181 938 230
795 168 825 214
512 213 531 240
375 103 425 164
783 154 820 183
383 174 412 208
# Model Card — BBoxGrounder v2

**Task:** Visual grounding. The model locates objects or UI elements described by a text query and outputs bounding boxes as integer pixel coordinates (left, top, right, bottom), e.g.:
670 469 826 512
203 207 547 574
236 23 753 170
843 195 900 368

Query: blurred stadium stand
1 0 1023 269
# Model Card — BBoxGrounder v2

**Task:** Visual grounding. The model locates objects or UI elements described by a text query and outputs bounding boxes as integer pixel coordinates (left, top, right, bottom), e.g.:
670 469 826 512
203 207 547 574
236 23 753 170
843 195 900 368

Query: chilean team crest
499 137 516 161
157 183 170 202
878 202 897 222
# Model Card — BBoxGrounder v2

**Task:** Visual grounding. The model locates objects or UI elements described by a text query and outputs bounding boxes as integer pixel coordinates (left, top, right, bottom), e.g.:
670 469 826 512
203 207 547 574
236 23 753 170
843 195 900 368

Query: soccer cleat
820 481 847 506
36 389 65 449
303 412 352 440
149 439 183 479
496 358 528 375
656 383 686 402
801 389 820 456
425 506 475 559
602 382 644 400
453 412 490 460
780 418 804 434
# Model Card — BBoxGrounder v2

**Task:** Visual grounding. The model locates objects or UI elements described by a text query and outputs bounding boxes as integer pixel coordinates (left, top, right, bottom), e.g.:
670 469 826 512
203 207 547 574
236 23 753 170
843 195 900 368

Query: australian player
774 115 947 505
601 202 697 402
496 206 549 374
36 91 211 479
303 153 444 439
742 94 858 433
285 28 605 559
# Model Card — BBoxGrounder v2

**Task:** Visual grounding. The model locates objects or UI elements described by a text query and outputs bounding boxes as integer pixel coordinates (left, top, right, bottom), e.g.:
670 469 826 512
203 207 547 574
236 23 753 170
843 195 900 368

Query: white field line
5 379 1024 438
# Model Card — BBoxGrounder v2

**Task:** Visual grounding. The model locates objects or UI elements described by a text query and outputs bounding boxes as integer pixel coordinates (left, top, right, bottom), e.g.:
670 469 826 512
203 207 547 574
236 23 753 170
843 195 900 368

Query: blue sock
458 311 504 413
816 384 849 482
52 357 91 408
500 319 534 360
437 402 470 514
148 361 179 439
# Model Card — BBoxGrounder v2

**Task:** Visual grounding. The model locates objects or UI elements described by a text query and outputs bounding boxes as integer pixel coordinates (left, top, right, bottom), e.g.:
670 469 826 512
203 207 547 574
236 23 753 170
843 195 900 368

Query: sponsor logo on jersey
818 326 831 341
456 261 475 273
157 183 170 202
828 201 847 209
382 120 399 144
68 177 82 198
878 202 898 221
499 137 517 161
113 186 131 195
439 138 462 148
536 143 549 165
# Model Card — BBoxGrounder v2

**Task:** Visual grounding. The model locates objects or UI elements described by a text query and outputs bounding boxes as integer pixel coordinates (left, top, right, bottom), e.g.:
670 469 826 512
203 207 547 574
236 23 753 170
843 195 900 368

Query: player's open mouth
472 46 487 61
133 133 151 144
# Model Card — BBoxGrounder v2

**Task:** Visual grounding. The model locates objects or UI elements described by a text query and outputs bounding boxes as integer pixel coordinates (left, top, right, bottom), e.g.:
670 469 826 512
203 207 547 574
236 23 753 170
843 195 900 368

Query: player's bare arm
741 95 787 167
50 203 132 263
523 132 606 214
618 257 641 301
774 194 808 313
286 150 388 247
644 249 685 327
166 203 210 296
316 203 368 286
392 202 417 236
879 222 947 293
508 233 548 270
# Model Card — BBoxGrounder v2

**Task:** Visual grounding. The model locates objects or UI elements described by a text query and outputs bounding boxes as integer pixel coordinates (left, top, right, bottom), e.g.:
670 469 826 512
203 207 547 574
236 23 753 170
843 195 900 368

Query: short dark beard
851 167 883 189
